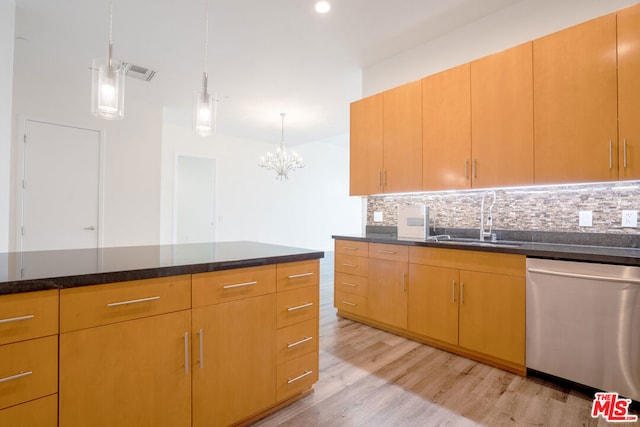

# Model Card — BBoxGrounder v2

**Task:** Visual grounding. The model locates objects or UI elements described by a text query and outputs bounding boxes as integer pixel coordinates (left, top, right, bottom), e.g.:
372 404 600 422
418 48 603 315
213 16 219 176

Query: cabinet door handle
0 371 32 383
287 370 313 384
287 302 313 312
223 281 257 289
343 263 358 268
343 246 358 251
377 170 382 188
0 314 34 324
624 138 628 169
473 160 478 180
184 332 189 375
451 280 456 303
465 160 469 180
609 140 613 169
198 328 204 369
107 296 160 307
288 272 314 279
460 282 465 304
383 170 387 188
402 272 407 292
342 301 357 307
342 282 357 287
377 250 396 255
287 336 313 348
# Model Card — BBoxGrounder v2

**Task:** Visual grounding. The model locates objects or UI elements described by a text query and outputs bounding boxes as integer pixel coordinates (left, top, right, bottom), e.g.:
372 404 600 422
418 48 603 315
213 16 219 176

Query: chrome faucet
479 190 496 241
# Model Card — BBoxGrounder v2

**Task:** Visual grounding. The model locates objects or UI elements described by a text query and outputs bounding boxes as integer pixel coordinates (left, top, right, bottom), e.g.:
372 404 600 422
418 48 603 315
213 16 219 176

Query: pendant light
259 113 304 180
315 1 331 13
91 1 125 120
194 0 215 136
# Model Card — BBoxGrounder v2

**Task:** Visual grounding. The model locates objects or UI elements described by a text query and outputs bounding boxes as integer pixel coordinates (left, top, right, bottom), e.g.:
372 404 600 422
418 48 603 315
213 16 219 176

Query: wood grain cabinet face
277 286 319 329
533 13 618 184
0 289 58 346
350 93 384 195
470 43 534 188
422 64 471 191
0 394 58 427
368 258 408 329
192 265 276 307
617 3 640 180
192 294 277 427
59 310 192 427
277 260 319 292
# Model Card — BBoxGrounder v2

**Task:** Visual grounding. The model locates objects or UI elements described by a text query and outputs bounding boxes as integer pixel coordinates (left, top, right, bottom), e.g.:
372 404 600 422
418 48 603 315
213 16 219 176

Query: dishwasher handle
527 267 640 285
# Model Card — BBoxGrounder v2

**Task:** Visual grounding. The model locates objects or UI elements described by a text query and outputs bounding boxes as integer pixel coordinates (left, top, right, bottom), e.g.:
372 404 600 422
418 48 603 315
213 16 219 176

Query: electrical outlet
621 210 638 228
373 211 383 223
579 211 592 227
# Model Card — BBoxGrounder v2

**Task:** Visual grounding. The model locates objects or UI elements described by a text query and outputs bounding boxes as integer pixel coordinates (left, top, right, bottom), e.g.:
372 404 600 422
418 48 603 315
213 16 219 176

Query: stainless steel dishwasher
526 258 640 401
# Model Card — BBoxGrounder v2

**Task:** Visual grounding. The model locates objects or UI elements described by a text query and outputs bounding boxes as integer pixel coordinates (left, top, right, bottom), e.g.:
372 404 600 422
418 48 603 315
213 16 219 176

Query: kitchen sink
433 238 523 249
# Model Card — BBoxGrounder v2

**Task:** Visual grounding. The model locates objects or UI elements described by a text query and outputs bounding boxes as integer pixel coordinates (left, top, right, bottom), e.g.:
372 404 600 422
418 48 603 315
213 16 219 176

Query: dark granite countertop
0 241 324 295
332 233 640 267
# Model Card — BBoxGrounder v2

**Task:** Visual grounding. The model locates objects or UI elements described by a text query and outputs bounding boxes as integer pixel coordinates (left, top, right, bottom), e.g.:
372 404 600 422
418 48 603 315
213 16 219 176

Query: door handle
83 226 96 230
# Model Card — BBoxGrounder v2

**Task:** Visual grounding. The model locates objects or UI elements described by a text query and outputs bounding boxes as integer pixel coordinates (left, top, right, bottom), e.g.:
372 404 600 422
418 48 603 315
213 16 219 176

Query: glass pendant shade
91 56 125 120
194 73 214 136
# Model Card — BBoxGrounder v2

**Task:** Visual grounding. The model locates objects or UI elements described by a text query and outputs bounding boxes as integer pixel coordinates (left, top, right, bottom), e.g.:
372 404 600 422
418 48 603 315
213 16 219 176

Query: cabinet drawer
409 247 525 277
335 253 369 277
277 318 318 364
276 351 319 402
0 335 58 410
369 243 409 262
192 265 276 307
60 275 191 332
334 291 368 317
277 260 319 292
0 394 58 427
0 290 58 346
335 239 369 256
277 286 319 328
335 272 368 297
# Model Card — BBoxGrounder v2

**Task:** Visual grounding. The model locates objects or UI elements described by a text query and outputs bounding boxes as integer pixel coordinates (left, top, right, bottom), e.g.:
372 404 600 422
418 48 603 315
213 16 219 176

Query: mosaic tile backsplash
367 181 640 235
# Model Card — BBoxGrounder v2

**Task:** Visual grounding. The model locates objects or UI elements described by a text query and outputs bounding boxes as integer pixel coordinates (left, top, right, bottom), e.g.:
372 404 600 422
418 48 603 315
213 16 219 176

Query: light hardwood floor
254 253 638 426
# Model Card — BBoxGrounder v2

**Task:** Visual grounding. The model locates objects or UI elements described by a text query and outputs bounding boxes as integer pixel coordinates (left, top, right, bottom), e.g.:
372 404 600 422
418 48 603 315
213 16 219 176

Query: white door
21 120 100 251
175 156 215 243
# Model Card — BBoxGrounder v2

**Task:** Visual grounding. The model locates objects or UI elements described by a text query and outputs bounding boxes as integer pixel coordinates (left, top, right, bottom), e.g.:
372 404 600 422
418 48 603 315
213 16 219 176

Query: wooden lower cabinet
368 258 408 329
458 270 525 365
0 394 58 427
59 310 192 427
192 294 277 427
408 264 459 346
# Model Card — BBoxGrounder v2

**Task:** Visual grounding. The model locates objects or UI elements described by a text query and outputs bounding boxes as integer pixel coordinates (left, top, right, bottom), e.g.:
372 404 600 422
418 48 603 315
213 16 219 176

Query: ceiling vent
123 63 156 82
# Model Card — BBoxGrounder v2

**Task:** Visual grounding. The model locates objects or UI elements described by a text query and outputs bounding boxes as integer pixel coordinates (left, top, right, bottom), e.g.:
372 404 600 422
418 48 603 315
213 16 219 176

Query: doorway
19 119 102 251
174 155 216 244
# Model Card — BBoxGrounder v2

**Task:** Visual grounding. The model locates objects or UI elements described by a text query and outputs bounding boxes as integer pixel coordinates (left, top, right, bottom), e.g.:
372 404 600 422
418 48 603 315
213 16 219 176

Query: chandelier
259 113 304 180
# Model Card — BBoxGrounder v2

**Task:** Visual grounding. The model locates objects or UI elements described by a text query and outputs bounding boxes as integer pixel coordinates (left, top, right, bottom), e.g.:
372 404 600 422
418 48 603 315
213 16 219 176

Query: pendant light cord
204 0 210 73
280 113 286 149
107 1 114 68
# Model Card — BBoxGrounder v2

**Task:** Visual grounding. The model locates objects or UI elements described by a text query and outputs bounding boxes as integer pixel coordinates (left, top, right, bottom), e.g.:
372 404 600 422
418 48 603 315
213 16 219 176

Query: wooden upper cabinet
471 43 534 188
533 13 618 184
422 64 471 191
350 93 384 195
618 3 640 180
383 80 423 193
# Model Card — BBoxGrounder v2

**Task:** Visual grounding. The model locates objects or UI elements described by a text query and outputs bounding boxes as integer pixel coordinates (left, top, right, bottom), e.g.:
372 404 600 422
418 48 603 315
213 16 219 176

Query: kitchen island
0 241 324 427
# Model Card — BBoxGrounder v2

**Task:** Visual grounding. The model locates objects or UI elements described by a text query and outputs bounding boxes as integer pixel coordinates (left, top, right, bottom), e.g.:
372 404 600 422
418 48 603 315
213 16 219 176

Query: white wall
0 0 15 252
363 0 640 95
161 122 361 251
11 44 163 249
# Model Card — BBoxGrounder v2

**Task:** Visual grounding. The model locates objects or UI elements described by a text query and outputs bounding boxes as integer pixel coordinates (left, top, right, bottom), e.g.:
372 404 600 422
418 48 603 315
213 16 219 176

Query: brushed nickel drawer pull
609 140 613 169
0 371 33 383
460 282 465 304
377 250 397 255
288 272 314 279
342 282 357 287
343 246 358 251
343 263 358 268
198 328 204 369
107 296 160 307
451 280 456 303
287 370 313 384
0 314 35 324
287 302 313 312
184 332 189 375
287 336 313 348
342 301 356 307
223 281 258 289
624 138 628 169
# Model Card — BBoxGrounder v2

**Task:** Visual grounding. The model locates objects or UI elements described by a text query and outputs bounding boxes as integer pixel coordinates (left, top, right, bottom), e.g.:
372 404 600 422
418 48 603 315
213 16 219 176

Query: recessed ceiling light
315 1 330 14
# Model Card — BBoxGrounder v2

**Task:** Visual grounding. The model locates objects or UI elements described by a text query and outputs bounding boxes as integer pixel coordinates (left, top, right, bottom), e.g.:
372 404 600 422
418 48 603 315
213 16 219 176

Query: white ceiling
13 0 524 145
